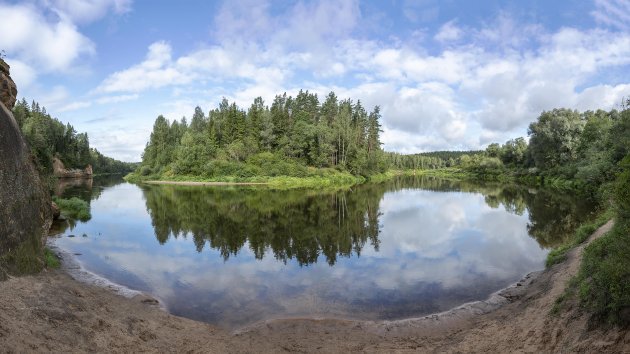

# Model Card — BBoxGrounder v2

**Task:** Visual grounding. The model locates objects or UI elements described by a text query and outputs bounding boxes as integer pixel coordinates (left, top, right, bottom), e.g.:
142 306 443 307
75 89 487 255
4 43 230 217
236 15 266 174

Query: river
50 175 594 329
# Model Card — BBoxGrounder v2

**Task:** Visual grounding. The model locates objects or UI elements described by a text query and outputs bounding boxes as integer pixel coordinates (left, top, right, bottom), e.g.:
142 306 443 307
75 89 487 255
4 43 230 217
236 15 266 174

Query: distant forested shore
128 91 629 197
13 99 138 182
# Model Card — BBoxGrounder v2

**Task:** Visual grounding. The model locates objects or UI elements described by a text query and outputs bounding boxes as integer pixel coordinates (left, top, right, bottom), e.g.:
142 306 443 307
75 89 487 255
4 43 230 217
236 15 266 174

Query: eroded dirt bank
1 221 629 353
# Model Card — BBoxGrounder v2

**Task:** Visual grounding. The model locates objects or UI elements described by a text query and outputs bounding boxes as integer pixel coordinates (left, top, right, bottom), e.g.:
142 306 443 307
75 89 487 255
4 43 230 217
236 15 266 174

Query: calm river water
50 176 593 329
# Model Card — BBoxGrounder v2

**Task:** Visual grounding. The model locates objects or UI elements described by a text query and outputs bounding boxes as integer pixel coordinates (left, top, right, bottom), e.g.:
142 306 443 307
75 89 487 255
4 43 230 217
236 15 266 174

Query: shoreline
143 180 269 186
49 234 540 334
2 221 628 352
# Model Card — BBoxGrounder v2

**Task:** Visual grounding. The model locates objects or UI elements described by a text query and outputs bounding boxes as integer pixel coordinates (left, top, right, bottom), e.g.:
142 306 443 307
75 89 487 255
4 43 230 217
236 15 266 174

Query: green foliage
136 91 386 182
545 210 612 268
44 248 60 269
0 234 44 276
578 226 630 325
384 150 484 171
614 155 630 221
52 196 91 221
528 108 585 171
546 244 572 268
570 155 630 325
12 99 135 177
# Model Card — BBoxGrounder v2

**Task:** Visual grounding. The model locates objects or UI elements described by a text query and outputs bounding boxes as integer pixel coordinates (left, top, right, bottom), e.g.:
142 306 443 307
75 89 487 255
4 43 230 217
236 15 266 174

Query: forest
134 90 629 198
12 99 137 177
133 90 386 181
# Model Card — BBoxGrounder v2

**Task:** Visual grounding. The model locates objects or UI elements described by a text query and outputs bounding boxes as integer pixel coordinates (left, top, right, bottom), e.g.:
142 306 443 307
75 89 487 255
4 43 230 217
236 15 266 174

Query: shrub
575 154 630 325
139 165 153 176
52 196 91 221
44 248 60 269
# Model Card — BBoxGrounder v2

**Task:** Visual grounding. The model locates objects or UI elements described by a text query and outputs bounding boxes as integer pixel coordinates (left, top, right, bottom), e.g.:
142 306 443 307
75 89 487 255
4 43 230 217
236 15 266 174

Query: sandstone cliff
52 157 93 179
0 59 52 279
0 59 17 109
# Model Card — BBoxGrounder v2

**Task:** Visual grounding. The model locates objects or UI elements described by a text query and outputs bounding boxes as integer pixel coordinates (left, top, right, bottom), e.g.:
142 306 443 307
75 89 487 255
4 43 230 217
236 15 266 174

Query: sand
1 220 629 353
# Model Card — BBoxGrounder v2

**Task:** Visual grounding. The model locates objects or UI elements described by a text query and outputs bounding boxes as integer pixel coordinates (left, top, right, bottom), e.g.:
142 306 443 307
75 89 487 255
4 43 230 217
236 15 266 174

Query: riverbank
144 180 269 186
125 171 365 189
1 221 628 352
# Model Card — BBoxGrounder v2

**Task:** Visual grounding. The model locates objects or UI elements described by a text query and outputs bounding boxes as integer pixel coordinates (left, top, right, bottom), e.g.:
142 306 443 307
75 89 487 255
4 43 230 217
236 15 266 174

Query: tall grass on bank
44 247 60 269
545 210 613 268
125 168 365 189
574 155 630 325
52 196 91 221
551 155 630 325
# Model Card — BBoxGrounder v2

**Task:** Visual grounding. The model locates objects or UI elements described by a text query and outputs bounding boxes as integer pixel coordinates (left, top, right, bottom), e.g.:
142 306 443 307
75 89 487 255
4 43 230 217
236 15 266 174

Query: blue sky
1 0 629 162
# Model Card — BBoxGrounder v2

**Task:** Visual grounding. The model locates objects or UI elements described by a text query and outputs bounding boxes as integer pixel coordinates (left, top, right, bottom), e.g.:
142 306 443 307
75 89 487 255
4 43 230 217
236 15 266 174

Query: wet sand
1 221 628 353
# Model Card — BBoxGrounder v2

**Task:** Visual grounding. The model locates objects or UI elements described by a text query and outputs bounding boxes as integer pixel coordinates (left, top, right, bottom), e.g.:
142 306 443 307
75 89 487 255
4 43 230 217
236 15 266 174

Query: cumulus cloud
43 0 132 24
57 94 139 112
96 41 192 93
435 20 462 43
0 3 94 73
90 1 630 159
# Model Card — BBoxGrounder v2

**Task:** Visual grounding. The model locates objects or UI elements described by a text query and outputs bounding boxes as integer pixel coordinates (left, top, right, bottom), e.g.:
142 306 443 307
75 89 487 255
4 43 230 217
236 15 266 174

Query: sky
1 0 629 162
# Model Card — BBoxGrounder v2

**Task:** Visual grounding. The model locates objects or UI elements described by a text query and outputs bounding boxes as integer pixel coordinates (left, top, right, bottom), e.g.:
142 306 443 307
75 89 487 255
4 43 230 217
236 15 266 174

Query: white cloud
89 3 630 159
44 0 132 24
5 58 37 88
435 20 462 42
96 41 193 93
57 94 139 112
592 0 630 31
95 94 139 104
0 3 95 72
59 100 92 112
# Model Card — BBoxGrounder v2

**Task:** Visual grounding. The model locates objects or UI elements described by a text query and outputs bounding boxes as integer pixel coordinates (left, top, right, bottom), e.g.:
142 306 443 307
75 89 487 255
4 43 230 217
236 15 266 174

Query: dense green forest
133 89 629 196
12 99 137 176
133 90 386 181
385 150 484 170
451 107 630 199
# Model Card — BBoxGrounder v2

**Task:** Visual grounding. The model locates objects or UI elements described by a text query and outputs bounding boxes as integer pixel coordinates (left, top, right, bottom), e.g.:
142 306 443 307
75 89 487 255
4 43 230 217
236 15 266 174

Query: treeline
12 99 136 176
385 150 484 170
461 107 630 197
475 105 630 325
137 90 386 179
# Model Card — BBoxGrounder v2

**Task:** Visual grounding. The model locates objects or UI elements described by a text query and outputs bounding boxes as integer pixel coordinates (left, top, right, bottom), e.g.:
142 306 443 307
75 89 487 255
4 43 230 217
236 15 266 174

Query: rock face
52 157 94 178
51 201 61 220
0 59 17 110
0 62 51 280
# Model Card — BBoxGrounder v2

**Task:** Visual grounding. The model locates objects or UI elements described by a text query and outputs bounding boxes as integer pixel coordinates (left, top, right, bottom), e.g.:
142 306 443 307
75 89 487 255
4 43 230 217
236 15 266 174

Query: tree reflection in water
140 176 595 265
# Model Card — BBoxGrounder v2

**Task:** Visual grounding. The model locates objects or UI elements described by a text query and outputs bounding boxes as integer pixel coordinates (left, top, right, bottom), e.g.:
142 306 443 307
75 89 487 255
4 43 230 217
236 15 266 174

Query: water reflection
50 176 594 329
140 177 594 265
141 184 381 266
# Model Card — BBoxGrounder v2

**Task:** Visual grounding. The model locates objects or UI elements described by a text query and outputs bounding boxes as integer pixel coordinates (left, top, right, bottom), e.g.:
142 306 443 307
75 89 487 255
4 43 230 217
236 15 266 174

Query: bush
574 154 630 325
52 196 91 221
545 213 609 268
578 226 630 325
44 248 60 269
139 165 153 176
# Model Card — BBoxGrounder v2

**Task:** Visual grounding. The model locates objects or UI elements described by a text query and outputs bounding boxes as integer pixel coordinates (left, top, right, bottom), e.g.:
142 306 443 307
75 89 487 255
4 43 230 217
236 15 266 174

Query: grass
126 170 365 189
52 196 91 221
545 209 613 268
551 156 630 325
44 247 60 269
576 222 630 325
0 236 44 277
